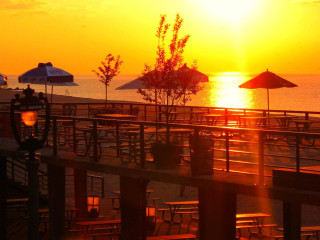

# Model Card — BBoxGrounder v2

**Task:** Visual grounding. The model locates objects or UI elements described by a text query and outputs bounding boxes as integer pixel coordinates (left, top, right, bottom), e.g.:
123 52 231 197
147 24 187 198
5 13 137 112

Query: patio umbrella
18 62 77 102
116 65 208 121
116 65 208 90
239 69 297 127
0 73 8 86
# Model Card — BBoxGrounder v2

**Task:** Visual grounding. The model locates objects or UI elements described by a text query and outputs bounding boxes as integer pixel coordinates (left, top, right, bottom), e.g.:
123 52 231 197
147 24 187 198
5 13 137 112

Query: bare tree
93 54 123 106
138 14 202 124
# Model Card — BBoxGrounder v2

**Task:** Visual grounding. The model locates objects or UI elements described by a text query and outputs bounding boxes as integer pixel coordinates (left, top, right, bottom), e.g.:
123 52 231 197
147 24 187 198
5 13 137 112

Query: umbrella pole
267 88 270 129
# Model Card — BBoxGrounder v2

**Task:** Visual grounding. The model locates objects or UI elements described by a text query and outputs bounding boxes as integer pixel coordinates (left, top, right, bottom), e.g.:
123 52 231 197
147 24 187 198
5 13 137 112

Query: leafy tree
93 54 123 106
138 14 202 124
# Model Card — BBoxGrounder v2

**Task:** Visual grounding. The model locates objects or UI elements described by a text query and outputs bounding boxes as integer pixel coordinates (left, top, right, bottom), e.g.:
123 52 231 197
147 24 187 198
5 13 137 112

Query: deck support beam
120 176 148 240
48 164 66 240
198 186 237 240
74 168 87 218
0 156 7 240
283 201 301 240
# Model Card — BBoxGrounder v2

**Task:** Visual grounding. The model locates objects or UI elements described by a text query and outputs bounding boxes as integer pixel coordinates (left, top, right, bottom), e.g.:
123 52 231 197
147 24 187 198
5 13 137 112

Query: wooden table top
96 114 137 119
163 200 199 206
6 198 28 203
236 213 271 218
112 189 154 195
75 219 121 226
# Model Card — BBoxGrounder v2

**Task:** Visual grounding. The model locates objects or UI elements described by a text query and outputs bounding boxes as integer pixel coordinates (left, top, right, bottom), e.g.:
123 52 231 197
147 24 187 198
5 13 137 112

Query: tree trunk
105 85 108 108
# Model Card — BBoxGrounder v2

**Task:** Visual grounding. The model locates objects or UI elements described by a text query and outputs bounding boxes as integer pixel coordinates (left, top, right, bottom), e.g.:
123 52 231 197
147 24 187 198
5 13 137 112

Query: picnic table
75 219 121 239
201 114 224 125
240 116 268 128
162 201 199 223
96 113 137 121
277 225 320 239
236 213 274 237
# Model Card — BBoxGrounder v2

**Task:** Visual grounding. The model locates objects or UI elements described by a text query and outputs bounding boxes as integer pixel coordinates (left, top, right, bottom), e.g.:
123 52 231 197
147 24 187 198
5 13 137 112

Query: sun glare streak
208 73 253 108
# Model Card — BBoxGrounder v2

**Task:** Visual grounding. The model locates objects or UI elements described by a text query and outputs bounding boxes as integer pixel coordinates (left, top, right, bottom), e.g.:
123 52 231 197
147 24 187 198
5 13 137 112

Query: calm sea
6 73 320 112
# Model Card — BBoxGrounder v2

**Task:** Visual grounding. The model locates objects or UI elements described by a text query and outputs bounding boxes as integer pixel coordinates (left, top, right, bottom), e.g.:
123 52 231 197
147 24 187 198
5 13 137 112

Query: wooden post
74 168 87 218
92 120 98 162
198 186 237 240
120 176 148 240
140 124 145 168
48 164 66 240
283 201 301 240
258 131 264 186
53 118 57 156
0 156 7 240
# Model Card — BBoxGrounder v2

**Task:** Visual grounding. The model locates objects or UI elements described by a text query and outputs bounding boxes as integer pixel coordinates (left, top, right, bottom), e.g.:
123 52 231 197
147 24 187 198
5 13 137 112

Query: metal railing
4 101 320 187
45 113 320 186
7 158 48 197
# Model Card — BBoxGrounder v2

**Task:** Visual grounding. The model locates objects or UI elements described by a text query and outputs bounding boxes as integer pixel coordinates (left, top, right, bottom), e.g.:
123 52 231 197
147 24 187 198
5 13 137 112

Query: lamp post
10 85 50 240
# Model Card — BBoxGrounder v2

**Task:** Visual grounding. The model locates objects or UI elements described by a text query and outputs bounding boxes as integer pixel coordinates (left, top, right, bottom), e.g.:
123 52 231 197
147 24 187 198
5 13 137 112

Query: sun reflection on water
207 72 254 109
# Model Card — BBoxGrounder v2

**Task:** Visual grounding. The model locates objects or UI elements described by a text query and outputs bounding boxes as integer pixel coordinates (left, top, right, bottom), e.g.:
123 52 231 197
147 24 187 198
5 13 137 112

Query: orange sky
1 0 320 75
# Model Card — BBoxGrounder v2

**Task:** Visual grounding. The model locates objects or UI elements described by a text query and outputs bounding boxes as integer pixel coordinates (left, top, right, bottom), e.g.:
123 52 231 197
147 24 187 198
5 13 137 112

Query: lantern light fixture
87 195 100 218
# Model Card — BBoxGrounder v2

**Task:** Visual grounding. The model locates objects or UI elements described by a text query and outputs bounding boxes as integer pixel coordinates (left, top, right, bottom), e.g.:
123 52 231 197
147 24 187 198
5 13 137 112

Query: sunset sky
2 0 320 75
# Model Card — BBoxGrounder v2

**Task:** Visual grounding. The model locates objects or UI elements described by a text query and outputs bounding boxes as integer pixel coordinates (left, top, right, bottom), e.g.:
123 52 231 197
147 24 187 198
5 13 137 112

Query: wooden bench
236 223 277 239
158 207 197 222
277 226 320 239
147 234 197 240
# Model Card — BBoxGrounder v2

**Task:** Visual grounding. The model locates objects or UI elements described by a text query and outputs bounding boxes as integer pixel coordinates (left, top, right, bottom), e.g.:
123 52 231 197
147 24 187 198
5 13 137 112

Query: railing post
140 123 145 168
144 105 147 121
226 130 230 172
116 122 120 157
296 134 300 173
101 177 105 198
72 119 76 153
258 131 264 186
225 109 228 126
11 161 14 181
90 176 94 193
305 112 309 120
53 118 57 156
93 120 98 162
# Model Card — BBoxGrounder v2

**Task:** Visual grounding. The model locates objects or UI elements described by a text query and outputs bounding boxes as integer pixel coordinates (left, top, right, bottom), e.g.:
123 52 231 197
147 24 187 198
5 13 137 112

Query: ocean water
6 73 320 112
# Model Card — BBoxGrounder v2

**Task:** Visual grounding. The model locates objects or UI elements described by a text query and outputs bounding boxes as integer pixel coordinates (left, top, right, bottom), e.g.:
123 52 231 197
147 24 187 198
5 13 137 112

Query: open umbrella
0 73 8 87
239 69 297 127
18 62 77 102
116 65 208 121
116 65 208 90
